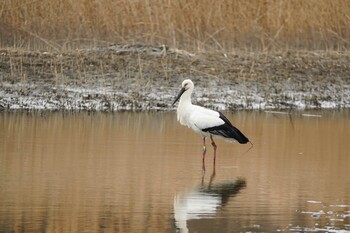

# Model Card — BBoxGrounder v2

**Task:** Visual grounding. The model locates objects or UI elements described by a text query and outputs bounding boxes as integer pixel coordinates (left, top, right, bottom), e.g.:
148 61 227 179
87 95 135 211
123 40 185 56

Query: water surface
0 111 349 232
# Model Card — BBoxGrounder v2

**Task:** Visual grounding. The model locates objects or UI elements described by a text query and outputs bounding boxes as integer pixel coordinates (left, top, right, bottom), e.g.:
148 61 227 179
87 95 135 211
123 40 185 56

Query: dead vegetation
1 0 350 51
1 1 350 110
1 47 349 110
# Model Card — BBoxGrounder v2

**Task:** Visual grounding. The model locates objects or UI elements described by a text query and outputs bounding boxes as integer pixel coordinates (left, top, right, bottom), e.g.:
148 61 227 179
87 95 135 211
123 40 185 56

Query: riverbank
1 45 350 111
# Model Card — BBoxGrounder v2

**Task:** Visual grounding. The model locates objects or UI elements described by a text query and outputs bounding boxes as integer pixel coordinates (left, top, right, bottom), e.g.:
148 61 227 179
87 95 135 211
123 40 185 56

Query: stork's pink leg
210 136 217 164
202 137 207 159
202 137 206 172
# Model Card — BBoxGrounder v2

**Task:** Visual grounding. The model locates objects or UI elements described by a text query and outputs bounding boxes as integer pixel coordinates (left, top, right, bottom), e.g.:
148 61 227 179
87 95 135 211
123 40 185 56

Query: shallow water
0 110 349 233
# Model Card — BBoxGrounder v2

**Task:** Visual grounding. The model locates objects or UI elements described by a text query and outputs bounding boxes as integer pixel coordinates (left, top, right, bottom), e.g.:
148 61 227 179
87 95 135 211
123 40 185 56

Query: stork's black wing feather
202 112 249 144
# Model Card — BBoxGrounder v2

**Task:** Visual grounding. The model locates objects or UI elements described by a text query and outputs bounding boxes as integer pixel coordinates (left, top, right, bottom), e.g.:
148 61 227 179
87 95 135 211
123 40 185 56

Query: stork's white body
175 80 227 139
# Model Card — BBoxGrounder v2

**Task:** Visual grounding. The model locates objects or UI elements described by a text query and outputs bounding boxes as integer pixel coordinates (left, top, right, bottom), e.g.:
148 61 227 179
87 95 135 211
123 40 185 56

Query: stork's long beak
172 87 186 106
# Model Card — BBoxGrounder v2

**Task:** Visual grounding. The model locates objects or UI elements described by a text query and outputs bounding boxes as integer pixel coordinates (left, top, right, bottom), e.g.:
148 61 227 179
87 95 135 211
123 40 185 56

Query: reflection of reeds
1 0 350 51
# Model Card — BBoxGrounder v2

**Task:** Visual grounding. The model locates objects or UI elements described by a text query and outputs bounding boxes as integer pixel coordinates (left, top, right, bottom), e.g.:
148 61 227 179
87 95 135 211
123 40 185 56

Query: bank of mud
1 45 350 111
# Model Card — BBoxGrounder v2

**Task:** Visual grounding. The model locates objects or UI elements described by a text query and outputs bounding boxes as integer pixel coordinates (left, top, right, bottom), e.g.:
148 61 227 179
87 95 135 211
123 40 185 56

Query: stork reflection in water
173 164 246 233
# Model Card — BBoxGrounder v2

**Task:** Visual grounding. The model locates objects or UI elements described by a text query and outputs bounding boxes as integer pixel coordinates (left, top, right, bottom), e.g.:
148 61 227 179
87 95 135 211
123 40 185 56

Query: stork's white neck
178 89 192 107
176 88 193 125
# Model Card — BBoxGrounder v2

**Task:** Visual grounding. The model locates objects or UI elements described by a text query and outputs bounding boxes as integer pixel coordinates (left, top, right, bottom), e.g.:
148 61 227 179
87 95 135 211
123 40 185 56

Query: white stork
172 79 251 163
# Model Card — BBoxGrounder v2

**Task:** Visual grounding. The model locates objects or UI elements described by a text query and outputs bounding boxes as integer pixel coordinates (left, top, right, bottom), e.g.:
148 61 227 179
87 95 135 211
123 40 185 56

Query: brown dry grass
1 0 350 51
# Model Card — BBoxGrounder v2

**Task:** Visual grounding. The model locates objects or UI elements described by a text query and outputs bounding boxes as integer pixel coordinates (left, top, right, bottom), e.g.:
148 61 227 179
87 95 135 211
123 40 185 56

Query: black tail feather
202 112 249 144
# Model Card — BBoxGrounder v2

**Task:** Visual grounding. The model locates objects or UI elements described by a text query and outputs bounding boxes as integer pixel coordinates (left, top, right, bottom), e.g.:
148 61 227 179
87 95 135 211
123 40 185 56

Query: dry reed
1 0 350 51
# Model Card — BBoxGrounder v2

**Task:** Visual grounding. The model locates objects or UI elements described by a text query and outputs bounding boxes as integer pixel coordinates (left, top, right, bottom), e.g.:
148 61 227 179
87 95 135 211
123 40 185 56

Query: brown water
0 111 349 233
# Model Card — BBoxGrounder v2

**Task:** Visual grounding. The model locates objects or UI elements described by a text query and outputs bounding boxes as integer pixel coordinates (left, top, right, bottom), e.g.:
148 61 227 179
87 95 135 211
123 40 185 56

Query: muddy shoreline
1 45 350 111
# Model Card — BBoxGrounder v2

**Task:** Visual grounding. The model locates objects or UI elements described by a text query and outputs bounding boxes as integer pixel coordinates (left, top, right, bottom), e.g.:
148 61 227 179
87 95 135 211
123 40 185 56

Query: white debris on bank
1 80 350 111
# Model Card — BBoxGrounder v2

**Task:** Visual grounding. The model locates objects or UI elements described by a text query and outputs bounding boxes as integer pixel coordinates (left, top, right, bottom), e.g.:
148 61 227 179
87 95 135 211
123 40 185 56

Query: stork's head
172 79 194 105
